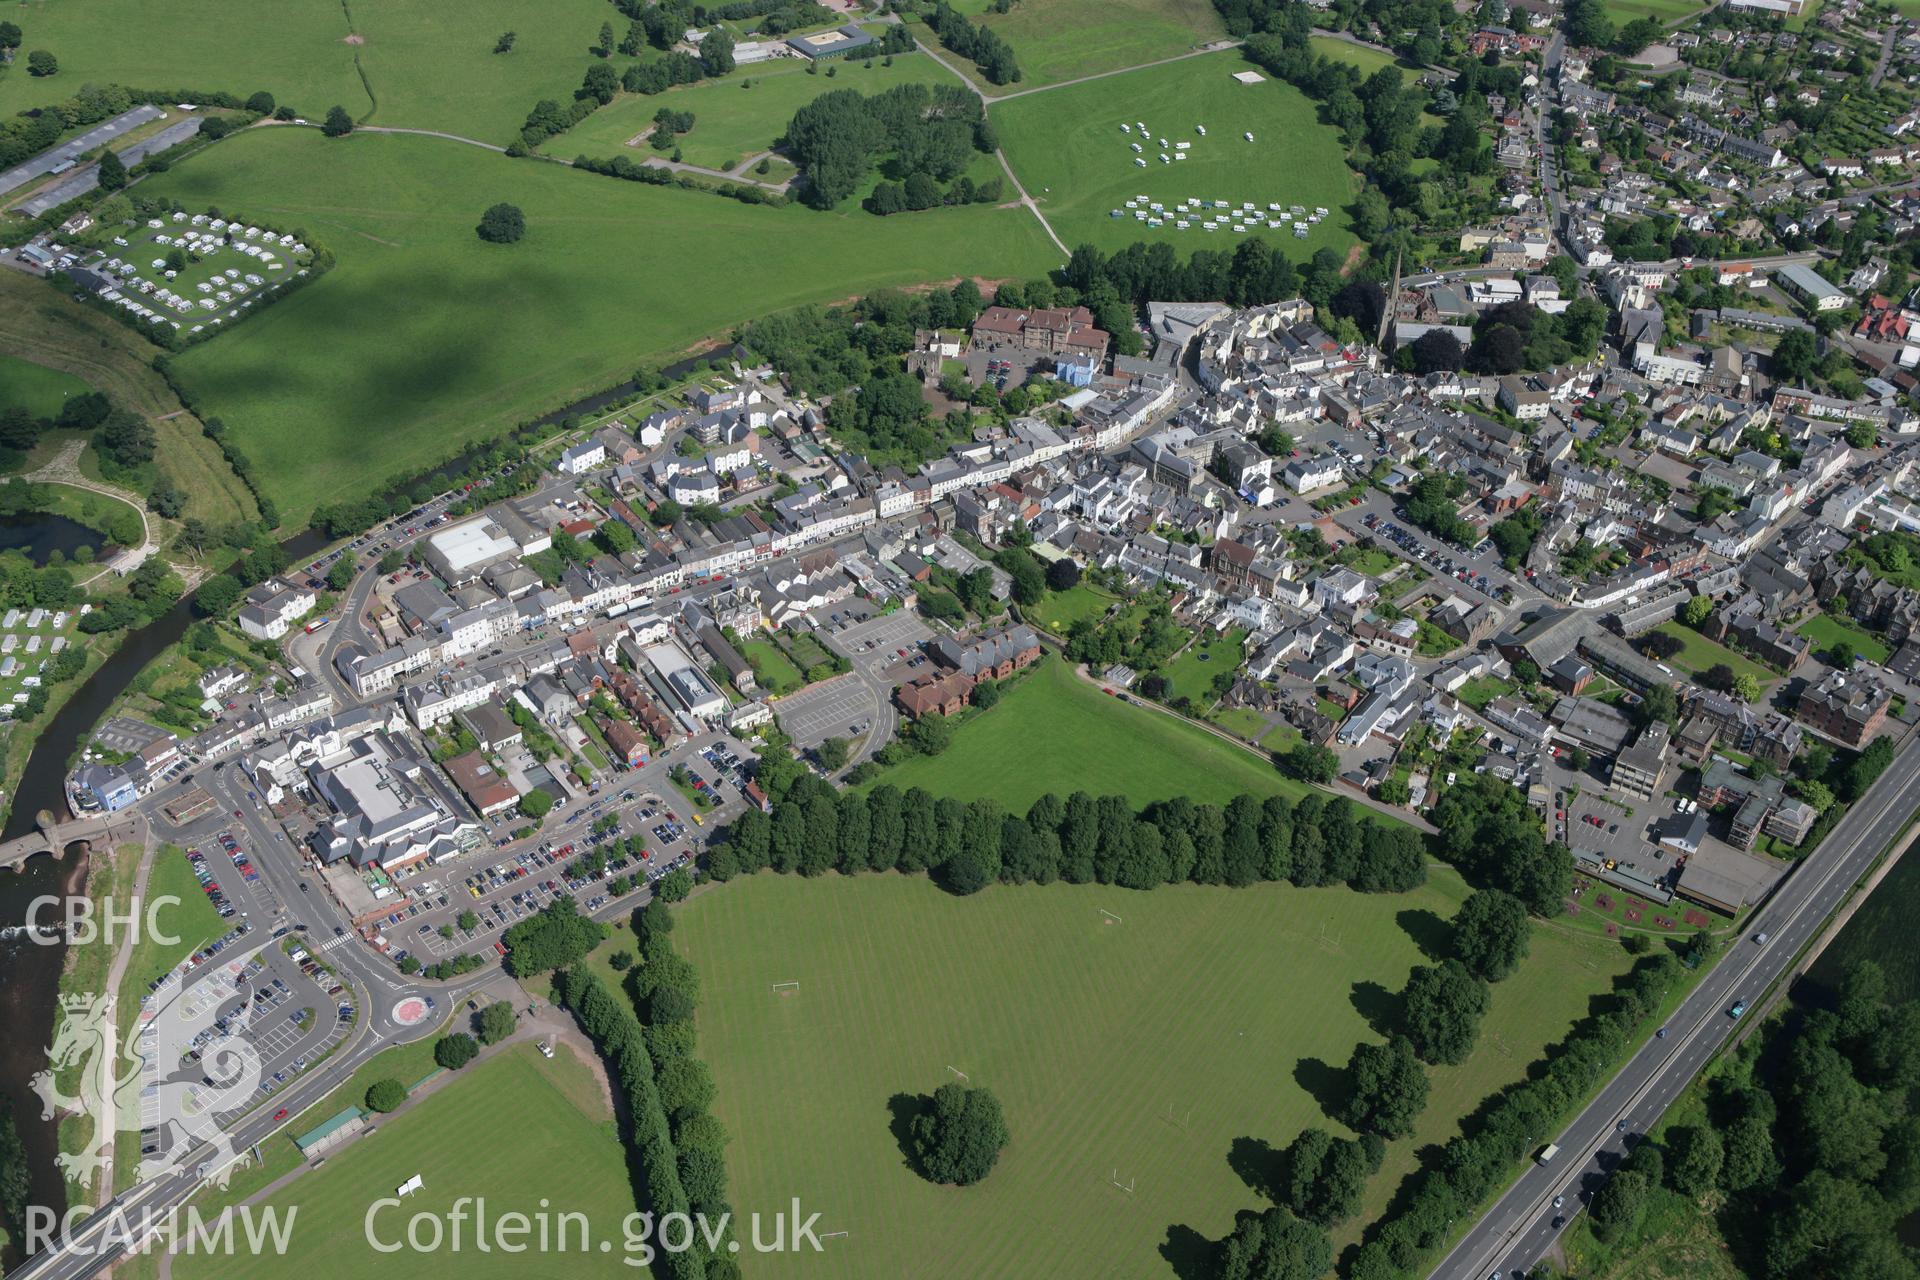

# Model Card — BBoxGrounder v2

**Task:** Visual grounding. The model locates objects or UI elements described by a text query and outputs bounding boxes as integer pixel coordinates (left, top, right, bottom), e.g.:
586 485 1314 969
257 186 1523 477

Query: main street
1432 737 1920 1280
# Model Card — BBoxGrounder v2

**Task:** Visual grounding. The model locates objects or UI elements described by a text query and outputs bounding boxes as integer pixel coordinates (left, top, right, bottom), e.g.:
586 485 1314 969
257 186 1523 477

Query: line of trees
714 773 1428 897
1344 951 1684 1278
572 151 789 206
917 1 1020 84
556 965 718 1280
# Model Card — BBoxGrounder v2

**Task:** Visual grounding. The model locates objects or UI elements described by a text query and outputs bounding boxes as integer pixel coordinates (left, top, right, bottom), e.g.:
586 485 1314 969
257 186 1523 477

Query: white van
1537 1143 1560 1166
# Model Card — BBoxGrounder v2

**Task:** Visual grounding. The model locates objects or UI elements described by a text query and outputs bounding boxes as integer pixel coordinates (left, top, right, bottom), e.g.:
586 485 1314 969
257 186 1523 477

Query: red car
273 1108 289 1121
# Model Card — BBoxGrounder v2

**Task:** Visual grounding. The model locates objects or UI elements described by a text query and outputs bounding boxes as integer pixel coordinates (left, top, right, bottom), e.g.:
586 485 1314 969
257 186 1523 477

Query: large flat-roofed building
420 516 521 586
642 642 728 720
308 733 479 870
788 23 875 59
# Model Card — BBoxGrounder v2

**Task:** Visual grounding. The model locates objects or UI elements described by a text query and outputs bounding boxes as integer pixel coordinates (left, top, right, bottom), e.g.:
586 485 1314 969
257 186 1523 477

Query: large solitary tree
908 1081 1009 1185
476 202 526 244
321 105 353 137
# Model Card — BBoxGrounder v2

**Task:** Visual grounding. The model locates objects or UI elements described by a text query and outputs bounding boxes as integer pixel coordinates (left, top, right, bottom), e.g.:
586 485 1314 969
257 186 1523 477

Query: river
0 524 327 1260
0 345 735 1254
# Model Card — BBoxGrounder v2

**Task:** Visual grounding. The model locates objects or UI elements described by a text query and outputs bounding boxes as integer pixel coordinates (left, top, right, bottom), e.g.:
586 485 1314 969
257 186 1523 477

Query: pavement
1432 735 1920 1280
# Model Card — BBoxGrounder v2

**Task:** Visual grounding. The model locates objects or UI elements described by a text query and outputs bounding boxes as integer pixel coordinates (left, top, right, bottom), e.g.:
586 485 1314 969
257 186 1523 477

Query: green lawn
676 869 1631 1278
116 847 229 1031
743 638 806 696
1338 547 1399 577
862 655 1388 816
1029 582 1120 634
1651 622 1779 685
560 54 955 171
1602 0 1708 24
176 1043 637 1280
0 354 92 420
0 0 622 144
1306 35 1400 76
1210 706 1269 741
1162 627 1245 704
1455 675 1514 711
994 50 1355 259
143 128 1057 526
1794 612 1890 666
1259 721 1303 752
930 0 1228 92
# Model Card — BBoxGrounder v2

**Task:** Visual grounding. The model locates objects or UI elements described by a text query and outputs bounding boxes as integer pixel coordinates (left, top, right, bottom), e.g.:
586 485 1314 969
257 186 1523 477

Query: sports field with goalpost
675 871 1632 1278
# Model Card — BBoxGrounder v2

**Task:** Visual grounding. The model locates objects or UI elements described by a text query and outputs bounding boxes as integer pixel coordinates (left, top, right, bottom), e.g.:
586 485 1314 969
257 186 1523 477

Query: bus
304 616 331 634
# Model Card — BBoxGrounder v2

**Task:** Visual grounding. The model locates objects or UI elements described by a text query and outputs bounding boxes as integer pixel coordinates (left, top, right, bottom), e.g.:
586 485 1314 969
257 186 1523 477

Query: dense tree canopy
1402 960 1492 1065
909 1082 1009 1185
1450 888 1531 982
1339 1036 1429 1139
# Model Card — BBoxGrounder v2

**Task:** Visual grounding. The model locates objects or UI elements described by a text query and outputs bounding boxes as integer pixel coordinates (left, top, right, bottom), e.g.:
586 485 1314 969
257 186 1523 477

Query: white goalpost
946 1065 969 1082
1099 908 1123 924
771 980 800 996
1111 1169 1135 1194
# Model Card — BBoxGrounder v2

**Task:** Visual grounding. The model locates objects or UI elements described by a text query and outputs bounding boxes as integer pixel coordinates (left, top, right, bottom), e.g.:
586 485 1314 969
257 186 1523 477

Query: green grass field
1794 612 1891 665
932 0 1227 92
0 0 621 144
1602 0 1708 25
118 847 230 1018
1651 622 1779 684
994 51 1354 259
1162 627 1245 704
863 656 1386 815
0 354 92 420
676 870 1632 1278
560 54 954 172
1029 582 1120 634
177 1043 635 1280
744 638 806 697
1306 35 1400 76
142 129 1057 526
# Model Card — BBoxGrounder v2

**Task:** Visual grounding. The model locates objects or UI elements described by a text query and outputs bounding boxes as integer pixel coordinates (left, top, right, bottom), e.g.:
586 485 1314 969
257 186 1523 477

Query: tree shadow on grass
1350 979 1402 1040
887 1092 924 1177
1397 907 1453 961
1158 1223 1214 1280
1227 1135 1285 1204
1293 1056 1346 1122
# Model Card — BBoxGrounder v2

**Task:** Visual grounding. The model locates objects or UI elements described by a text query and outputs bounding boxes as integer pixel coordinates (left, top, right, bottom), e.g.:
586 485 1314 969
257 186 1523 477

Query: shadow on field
1157 1223 1214 1280
1350 979 1402 1039
1226 1135 1285 1204
1396 907 1452 961
1293 1056 1345 1120
886 1092 924 1177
